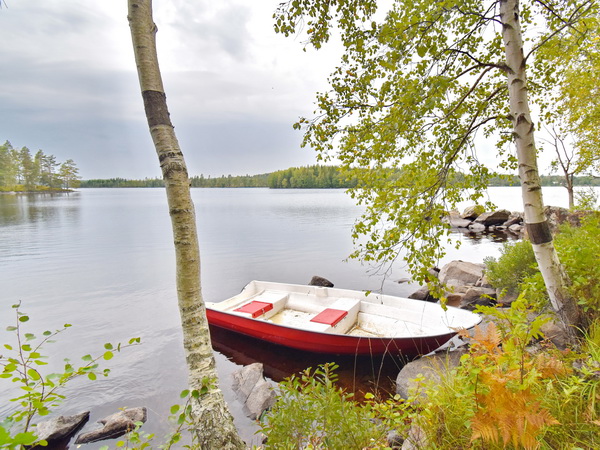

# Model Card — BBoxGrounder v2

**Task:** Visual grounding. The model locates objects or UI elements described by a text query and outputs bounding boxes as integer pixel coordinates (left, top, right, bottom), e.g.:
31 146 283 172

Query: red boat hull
207 309 456 357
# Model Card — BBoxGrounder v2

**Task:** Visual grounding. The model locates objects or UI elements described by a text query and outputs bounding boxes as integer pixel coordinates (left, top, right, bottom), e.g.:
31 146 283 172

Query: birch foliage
275 0 596 298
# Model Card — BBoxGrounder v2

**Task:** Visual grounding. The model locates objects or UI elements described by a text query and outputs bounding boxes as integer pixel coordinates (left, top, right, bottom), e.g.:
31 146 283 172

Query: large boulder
35 411 89 444
461 205 485 220
396 349 466 401
232 362 277 420
474 209 511 226
438 260 485 286
75 407 147 444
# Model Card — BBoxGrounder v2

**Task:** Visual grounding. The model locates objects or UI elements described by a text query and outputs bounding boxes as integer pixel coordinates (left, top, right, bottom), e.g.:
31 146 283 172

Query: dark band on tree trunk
527 221 552 245
142 90 172 128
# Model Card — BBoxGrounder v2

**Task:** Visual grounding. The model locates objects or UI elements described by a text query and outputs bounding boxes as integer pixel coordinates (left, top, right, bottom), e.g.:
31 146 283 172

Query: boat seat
232 291 288 320
308 297 361 334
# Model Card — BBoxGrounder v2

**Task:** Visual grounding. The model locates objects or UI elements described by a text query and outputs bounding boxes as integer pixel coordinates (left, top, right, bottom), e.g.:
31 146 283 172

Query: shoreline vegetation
79 165 600 189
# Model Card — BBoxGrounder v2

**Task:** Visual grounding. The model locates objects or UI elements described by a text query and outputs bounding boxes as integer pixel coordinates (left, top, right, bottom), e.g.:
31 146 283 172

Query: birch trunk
127 1 245 448
500 0 581 336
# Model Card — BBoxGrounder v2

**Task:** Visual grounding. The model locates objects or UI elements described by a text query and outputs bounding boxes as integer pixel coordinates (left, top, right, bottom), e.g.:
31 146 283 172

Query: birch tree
127 1 245 448
275 0 597 334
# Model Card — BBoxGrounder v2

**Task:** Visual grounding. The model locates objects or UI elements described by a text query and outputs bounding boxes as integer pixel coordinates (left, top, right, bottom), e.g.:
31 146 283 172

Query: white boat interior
207 281 481 338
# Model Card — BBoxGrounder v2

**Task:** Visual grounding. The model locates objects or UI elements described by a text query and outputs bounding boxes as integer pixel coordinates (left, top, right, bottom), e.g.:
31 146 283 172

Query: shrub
258 363 386 449
484 239 537 296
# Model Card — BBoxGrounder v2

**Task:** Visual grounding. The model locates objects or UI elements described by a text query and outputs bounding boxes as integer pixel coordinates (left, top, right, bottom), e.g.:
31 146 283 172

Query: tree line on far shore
0 141 81 191
80 165 600 189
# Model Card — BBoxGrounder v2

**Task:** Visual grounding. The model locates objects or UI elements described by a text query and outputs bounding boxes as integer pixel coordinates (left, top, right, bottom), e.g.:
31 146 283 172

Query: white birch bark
500 0 580 334
127 1 245 447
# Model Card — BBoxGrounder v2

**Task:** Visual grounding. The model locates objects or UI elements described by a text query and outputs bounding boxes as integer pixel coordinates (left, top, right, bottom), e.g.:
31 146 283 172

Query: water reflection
210 325 406 399
452 228 520 244
0 192 81 227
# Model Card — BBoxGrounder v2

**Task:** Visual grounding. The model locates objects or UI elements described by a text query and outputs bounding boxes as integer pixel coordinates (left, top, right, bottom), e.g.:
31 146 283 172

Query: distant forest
80 165 600 189
1 141 81 191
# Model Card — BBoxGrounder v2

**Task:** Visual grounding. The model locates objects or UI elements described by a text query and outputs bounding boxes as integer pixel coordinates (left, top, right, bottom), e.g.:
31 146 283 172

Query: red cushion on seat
234 301 273 318
310 308 348 327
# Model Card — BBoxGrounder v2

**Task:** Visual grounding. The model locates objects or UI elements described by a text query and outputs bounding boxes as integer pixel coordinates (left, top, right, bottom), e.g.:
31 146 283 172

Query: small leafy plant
0 302 140 448
258 363 386 449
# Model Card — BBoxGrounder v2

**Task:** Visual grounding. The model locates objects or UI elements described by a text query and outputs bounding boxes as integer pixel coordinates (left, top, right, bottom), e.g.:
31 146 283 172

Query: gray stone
460 287 497 310
448 215 472 228
474 209 511 226
35 411 90 443
75 407 147 444
503 213 523 227
438 260 485 286
396 349 466 401
308 275 334 287
461 205 485 220
401 424 428 450
232 363 276 420
496 289 519 306
408 286 434 302
468 222 486 231
387 429 405 448
508 223 524 233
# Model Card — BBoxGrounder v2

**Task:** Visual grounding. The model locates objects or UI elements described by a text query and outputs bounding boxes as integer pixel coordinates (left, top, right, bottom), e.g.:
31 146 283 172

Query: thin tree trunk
127 1 245 448
500 0 581 338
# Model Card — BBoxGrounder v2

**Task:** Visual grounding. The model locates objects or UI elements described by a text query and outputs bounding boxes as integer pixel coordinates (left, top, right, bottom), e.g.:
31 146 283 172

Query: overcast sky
0 0 342 179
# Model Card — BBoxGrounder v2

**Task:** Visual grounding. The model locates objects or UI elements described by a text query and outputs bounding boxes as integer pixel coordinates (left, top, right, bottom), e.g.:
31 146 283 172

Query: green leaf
27 368 41 381
103 351 113 361
3 344 12 350
6 326 17 331
81 354 92 362
19 315 29 323
180 389 190 399
87 372 97 381
170 404 180 414
104 343 113 350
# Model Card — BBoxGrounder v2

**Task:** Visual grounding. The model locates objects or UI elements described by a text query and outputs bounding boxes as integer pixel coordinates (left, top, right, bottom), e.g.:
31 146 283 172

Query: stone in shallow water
35 411 90 443
74 407 147 444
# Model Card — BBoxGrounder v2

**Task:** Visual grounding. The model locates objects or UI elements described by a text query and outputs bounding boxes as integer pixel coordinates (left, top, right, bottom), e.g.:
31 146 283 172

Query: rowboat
206 280 481 356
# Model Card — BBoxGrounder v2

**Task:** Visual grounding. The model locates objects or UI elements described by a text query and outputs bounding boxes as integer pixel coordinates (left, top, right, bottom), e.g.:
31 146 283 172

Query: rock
387 429 404 448
448 215 472 228
540 319 571 350
475 274 493 289
74 407 147 444
508 223 524 233
503 212 523 228
438 261 485 286
474 209 511 226
401 424 428 450
445 293 464 308
232 363 276 420
396 349 466 401
308 275 334 287
396 277 412 284
408 286 434 302
467 222 486 231
460 287 497 310
461 205 485 220
496 289 519 306
35 411 90 443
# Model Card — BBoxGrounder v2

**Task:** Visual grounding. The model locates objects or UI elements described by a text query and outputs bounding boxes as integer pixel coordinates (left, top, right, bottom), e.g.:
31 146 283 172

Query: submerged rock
232 362 277 420
75 407 147 444
35 411 90 444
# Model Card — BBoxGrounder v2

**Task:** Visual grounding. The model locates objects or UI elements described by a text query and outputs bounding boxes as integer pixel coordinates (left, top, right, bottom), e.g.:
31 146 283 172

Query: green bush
484 240 538 296
259 363 386 449
554 215 600 324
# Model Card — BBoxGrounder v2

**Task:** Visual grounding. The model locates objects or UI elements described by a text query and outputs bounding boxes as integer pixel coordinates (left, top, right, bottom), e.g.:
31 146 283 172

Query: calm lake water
0 186 585 447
